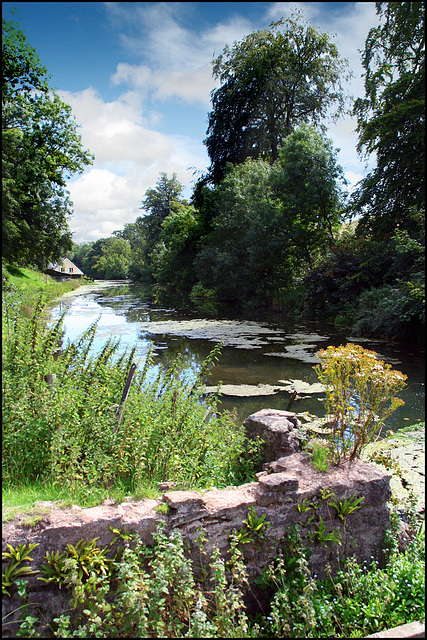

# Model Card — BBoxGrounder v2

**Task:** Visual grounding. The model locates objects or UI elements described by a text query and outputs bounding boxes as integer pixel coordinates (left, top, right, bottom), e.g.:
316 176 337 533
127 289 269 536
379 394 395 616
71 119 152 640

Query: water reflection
49 282 425 431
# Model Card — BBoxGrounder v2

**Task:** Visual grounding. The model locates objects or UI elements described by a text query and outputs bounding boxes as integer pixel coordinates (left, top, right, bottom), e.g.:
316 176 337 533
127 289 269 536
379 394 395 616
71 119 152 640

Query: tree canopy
204 14 351 184
2 17 93 267
351 1 425 238
195 125 346 306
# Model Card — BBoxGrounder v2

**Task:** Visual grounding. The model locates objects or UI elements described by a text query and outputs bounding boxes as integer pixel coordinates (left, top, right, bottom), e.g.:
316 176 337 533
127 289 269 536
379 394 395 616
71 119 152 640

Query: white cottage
46 257 84 279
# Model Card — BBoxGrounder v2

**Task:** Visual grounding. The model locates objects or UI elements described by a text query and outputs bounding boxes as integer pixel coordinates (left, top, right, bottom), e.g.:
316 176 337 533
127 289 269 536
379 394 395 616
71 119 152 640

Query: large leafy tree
140 172 184 251
270 124 346 264
351 2 425 238
195 159 279 304
2 17 93 267
150 202 200 295
195 125 346 306
204 14 351 184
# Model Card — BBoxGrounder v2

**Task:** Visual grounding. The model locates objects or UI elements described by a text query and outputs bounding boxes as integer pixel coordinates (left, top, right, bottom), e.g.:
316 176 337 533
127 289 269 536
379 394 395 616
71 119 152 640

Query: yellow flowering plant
314 344 407 462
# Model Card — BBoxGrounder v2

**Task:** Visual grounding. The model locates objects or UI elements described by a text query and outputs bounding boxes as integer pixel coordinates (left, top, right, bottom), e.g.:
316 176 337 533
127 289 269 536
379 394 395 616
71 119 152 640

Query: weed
329 495 364 523
154 502 170 514
307 437 333 471
2 518 424 638
2 284 251 501
296 497 312 513
2 543 39 596
314 343 407 462
310 516 342 547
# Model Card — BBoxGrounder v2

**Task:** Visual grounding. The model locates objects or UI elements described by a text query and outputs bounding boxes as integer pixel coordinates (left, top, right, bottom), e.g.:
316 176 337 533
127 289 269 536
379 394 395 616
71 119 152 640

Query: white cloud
105 2 253 106
68 167 159 242
62 85 209 243
59 87 172 168
111 61 214 106
64 2 380 243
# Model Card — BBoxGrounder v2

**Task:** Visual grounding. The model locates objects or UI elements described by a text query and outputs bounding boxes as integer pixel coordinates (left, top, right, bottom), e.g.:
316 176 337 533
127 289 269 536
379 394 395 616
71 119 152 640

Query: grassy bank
2 267 259 514
2 264 85 316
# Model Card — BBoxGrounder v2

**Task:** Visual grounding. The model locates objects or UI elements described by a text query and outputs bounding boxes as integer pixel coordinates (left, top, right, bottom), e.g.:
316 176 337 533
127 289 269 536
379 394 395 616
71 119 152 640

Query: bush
261 524 425 638
2 287 257 499
314 343 407 462
353 279 425 341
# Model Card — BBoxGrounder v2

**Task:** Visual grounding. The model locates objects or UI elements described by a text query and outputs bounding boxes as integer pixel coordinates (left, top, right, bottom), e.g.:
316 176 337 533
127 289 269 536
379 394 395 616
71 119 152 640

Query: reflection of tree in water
150 337 211 378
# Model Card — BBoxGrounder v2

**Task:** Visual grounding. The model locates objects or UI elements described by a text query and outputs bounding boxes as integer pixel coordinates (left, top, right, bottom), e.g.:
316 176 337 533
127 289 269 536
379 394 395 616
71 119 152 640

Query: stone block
244 408 303 462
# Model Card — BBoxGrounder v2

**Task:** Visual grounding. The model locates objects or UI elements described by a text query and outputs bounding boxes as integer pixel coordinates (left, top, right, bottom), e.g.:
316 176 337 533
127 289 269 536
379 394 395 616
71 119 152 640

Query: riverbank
362 424 425 514
51 279 130 300
2 263 84 310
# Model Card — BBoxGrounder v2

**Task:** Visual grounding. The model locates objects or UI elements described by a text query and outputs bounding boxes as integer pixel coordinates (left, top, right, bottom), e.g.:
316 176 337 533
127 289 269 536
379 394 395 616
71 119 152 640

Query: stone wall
2 410 392 633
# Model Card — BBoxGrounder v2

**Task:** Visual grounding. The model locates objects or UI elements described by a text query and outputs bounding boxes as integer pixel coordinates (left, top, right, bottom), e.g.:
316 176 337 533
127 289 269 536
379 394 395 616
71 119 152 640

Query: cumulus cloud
62 85 208 242
59 87 172 169
64 2 379 243
68 168 144 242
105 1 253 106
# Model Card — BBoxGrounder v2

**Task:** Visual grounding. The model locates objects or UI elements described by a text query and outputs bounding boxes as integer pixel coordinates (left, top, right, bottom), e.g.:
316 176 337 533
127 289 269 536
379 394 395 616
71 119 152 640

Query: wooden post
286 390 297 411
115 364 137 432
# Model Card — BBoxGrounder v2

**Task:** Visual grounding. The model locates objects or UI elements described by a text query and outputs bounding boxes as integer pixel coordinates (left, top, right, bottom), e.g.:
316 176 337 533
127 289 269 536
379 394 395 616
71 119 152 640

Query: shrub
314 343 407 462
2 287 255 498
353 279 425 341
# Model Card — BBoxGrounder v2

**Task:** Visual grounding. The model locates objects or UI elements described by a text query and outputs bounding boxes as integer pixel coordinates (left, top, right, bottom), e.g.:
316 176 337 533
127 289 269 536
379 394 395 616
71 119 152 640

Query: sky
3 2 381 244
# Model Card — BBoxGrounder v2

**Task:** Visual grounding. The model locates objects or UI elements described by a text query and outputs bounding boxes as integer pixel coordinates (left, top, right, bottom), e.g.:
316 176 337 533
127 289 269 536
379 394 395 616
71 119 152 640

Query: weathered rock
244 408 303 461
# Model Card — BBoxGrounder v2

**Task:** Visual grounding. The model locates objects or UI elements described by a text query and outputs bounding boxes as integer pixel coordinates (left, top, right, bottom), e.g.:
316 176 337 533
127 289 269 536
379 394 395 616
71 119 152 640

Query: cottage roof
47 257 84 275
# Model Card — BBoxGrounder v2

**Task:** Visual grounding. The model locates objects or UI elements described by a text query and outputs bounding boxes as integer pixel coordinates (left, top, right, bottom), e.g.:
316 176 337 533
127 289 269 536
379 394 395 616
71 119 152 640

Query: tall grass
2 281 258 506
2 263 83 316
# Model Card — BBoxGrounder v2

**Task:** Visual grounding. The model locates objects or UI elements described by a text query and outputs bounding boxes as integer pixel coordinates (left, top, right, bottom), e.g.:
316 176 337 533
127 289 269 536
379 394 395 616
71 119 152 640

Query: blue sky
3 2 380 243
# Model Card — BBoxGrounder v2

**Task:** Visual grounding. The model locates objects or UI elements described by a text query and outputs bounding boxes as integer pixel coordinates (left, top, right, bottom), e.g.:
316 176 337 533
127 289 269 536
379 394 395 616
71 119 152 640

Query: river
49 280 425 432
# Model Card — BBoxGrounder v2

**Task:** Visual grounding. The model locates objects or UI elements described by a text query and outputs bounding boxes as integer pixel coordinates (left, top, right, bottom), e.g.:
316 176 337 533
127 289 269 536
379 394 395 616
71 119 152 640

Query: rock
244 408 303 462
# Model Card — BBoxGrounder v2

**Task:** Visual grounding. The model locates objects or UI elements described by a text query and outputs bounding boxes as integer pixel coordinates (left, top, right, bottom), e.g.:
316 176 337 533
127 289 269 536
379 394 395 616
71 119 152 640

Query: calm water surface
49 281 425 431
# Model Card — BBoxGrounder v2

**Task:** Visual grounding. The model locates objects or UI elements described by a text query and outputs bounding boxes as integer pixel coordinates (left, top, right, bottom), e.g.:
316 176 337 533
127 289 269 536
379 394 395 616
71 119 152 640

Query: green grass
2 263 86 318
1 476 163 523
2 279 258 517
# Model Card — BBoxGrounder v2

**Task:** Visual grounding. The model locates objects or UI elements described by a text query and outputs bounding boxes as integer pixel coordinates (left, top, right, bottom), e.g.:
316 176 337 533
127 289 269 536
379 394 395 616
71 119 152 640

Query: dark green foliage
302 219 425 339
351 2 425 238
205 14 350 184
353 281 425 341
73 237 132 279
194 125 346 308
194 158 280 305
2 17 93 267
150 201 200 296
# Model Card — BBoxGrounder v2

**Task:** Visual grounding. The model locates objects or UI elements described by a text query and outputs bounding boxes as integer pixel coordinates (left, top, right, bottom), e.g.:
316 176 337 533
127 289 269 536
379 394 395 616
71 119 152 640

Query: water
49 281 425 431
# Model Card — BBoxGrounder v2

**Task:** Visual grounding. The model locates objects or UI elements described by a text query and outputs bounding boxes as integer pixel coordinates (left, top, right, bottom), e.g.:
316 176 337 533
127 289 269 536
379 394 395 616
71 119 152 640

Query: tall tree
194 126 346 306
194 159 278 304
140 172 183 251
204 14 351 184
270 124 346 264
138 172 185 284
351 2 425 238
2 17 93 267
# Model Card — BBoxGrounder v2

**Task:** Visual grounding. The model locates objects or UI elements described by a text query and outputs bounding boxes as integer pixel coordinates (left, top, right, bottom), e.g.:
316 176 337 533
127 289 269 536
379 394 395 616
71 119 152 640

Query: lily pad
137 318 283 349
203 383 288 397
266 344 320 363
278 379 326 394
